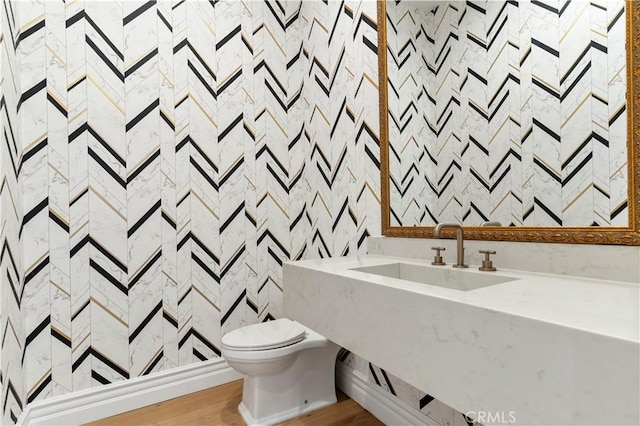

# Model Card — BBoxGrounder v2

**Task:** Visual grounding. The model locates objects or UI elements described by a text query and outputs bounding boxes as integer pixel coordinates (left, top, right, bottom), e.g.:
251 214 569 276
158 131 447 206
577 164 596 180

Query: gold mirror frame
378 1 640 245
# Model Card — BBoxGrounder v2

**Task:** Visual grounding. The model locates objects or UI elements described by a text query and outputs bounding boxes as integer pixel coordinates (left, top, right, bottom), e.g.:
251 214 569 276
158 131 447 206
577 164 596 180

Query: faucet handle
478 249 497 271
431 246 446 266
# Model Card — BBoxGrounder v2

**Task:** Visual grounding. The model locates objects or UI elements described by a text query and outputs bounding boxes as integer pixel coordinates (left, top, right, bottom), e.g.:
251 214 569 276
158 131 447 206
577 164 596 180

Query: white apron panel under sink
283 255 640 426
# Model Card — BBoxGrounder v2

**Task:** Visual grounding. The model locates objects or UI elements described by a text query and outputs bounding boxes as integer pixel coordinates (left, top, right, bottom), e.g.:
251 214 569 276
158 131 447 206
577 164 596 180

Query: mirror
378 0 639 245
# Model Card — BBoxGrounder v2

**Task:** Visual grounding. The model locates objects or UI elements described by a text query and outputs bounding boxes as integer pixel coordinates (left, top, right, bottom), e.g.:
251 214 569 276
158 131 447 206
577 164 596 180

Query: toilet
221 318 340 425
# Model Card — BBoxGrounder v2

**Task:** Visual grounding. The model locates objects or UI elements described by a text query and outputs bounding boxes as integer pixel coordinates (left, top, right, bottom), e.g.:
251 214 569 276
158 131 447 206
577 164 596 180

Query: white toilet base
238 397 335 426
236 339 340 425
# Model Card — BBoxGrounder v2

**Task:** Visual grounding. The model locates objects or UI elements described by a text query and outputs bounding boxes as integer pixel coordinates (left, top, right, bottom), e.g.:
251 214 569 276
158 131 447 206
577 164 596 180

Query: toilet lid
221 318 306 351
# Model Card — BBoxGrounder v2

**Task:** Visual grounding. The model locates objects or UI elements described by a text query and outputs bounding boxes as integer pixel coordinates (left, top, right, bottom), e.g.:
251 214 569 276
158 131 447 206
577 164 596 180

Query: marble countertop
290 255 639 343
284 255 640 425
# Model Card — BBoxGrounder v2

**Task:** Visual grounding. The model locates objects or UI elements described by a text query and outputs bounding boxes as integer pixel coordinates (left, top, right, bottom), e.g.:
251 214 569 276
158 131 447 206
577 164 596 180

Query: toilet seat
222 318 306 351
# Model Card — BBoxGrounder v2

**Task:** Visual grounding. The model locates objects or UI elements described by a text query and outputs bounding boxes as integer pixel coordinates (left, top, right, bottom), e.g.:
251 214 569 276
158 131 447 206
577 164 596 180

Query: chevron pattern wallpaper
1 1 25 423
388 0 628 227
0 0 391 424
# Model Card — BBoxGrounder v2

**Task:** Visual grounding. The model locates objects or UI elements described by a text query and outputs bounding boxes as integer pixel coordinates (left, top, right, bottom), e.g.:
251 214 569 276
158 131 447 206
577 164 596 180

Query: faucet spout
433 223 468 268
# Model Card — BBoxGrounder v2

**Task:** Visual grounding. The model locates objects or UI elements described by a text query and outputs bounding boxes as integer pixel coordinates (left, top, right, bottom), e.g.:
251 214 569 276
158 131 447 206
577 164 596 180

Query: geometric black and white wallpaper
387 0 627 227
1 0 405 424
4 1 624 425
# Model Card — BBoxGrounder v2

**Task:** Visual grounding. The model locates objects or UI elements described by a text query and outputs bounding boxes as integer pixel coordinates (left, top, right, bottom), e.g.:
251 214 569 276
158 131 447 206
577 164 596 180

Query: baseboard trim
18 358 242 425
19 358 432 425
336 362 437 426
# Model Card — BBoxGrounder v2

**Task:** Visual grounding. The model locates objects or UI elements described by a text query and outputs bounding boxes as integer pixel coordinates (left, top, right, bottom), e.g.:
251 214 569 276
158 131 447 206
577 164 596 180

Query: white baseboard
18 358 242 425
18 358 430 426
336 362 437 426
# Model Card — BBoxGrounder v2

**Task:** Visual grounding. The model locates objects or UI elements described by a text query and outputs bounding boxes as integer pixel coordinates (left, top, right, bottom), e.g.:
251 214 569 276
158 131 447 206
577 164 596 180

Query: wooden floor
87 380 383 426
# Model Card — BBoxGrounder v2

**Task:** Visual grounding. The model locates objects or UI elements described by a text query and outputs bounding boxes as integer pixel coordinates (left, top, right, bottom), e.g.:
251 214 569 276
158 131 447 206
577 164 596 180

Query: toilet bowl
221 318 340 425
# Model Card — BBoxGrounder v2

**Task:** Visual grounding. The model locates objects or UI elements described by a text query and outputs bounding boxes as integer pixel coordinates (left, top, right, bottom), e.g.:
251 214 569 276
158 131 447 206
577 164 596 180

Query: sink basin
351 263 517 291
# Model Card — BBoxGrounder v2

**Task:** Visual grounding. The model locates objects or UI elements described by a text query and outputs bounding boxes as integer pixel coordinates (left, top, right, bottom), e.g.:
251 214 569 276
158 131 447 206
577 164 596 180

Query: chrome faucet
480 221 502 227
434 223 468 268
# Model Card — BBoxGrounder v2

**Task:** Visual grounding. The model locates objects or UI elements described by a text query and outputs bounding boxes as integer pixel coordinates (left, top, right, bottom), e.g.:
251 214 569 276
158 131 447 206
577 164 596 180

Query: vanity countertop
289 255 639 343
283 255 640 426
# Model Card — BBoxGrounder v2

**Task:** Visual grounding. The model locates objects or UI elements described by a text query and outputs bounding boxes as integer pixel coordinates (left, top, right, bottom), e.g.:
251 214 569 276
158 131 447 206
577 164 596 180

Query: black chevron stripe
534 196 562 225
331 198 351 232
142 350 164 376
66 10 84 28
218 113 242 142
52 327 71 348
188 60 217 99
191 156 218 191
123 0 156 26
264 1 286 31
90 259 127 295
16 19 44 48
219 157 244 188
129 301 162 343
88 147 126 188
531 38 559 57
92 370 111 385
17 79 46 111
191 139 218 172
125 48 159 78
560 62 590 102
158 9 172 32
220 245 245 279
127 149 160 184
531 0 559 15
24 315 50 361
487 16 507 51
257 230 290 259
89 125 126 166
126 98 159 132
490 164 511 192
221 289 246 325
71 299 90 322
2 378 23 412
128 200 161 237
219 69 242 95
26 373 51 404
216 24 240 50
265 79 288 111
219 202 245 234
562 152 593 187
192 328 221 357
89 237 128 272
19 197 48 237
85 13 124 61
163 310 178 328
92 347 129 378
6 270 21 307
129 249 162 290
47 92 68 117
192 252 219 283
533 157 561 183
49 209 69 232
162 210 176 229
190 235 220 265
533 118 560 142
611 201 627 220
21 138 47 170
72 346 91 372
86 36 124 81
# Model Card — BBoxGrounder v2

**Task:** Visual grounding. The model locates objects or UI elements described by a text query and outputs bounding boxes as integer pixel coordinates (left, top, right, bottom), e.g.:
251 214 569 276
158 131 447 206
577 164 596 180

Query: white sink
351 262 517 291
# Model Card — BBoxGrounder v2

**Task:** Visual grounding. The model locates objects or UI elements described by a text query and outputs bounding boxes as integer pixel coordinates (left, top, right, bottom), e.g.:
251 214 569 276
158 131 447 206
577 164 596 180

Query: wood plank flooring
86 380 383 426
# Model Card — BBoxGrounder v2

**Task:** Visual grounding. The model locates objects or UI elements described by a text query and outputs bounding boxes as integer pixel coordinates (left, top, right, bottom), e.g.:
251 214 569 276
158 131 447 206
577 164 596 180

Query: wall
0 0 388 424
1 1 25 423
388 0 628 227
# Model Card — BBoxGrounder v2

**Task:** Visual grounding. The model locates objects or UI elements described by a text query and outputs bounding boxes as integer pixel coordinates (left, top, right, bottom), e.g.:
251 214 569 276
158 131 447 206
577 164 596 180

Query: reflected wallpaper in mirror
386 0 628 227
